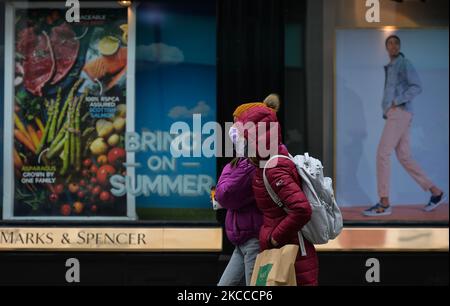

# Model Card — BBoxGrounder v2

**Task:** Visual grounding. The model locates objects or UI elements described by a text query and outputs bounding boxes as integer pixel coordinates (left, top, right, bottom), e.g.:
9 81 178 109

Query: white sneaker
363 203 392 217
423 193 447 212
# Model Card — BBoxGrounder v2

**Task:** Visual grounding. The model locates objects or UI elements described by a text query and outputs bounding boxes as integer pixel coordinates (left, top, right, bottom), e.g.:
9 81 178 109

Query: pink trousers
376 107 434 198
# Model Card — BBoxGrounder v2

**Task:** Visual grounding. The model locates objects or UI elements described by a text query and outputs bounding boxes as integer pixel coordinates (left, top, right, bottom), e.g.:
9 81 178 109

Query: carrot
14 114 32 142
28 183 37 192
14 129 36 153
14 148 23 168
46 183 55 194
37 130 43 141
35 118 45 134
25 183 35 194
27 125 40 149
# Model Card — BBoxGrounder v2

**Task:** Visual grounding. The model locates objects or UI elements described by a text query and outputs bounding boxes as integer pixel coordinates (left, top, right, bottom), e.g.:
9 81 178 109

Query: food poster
7 7 132 218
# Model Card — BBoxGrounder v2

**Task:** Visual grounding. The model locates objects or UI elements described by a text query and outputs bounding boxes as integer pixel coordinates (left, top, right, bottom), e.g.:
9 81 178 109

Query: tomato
99 191 111 202
92 185 102 195
83 158 93 168
60 204 71 216
108 197 115 204
54 184 65 195
97 155 108 165
49 193 59 203
107 148 126 165
90 164 99 174
79 180 87 187
46 15 53 25
81 169 90 178
68 183 79 194
73 201 84 214
77 190 86 199
51 10 60 21
91 205 98 213
90 177 98 184
97 165 116 186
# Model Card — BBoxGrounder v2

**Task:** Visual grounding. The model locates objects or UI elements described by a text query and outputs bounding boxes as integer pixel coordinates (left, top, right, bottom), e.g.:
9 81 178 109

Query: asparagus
69 97 77 166
36 99 53 154
75 99 81 171
60 92 77 176
81 112 90 123
48 87 62 143
46 134 67 159
48 122 68 153
82 127 95 138
60 129 70 176
57 78 84 131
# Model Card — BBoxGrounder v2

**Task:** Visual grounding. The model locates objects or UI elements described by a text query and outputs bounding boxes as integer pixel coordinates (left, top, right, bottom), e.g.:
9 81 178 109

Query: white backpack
263 153 343 256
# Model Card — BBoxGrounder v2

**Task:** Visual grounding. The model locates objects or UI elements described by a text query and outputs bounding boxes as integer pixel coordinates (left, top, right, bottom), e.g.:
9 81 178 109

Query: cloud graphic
168 101 211 119
137 43 184 64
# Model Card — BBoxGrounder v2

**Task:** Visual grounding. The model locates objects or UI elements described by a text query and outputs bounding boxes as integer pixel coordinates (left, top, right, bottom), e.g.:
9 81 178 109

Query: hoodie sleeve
265 159 312 246
215 159 256 210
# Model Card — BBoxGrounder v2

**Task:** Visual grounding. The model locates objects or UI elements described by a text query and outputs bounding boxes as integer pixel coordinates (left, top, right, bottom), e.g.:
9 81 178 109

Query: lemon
119 24 128 45
121 32 128 45
120 24 128 32
98 36 120 56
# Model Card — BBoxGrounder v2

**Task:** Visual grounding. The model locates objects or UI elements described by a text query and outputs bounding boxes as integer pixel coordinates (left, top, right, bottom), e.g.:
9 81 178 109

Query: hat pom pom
264 94 280 112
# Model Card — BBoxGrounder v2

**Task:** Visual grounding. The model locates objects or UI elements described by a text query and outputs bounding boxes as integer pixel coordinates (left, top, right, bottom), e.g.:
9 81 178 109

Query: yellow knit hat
233 102 265 118
232 94 280 119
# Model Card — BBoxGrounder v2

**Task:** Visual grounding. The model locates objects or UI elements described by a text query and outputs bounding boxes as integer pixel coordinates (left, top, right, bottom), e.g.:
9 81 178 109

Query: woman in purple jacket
215 155 263 286
215 100 279 286
215 127 263 286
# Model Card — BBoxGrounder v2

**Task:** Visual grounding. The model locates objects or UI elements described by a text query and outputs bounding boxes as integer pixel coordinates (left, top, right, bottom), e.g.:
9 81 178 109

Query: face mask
228 126 238 144
229 126 246 156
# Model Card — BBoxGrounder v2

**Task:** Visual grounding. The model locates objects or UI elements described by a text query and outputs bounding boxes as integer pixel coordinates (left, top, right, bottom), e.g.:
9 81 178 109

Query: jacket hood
235 104 282 161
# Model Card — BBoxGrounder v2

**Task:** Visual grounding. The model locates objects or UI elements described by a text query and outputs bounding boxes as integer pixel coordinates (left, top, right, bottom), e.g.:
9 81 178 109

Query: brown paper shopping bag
250 244 299 286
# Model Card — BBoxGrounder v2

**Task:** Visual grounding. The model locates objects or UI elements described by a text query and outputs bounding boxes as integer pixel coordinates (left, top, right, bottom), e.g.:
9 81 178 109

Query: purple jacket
215 158 263 246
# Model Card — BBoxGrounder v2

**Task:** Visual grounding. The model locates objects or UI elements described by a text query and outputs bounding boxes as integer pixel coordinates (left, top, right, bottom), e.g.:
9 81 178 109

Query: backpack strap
262 155 307 256
262 155 292 210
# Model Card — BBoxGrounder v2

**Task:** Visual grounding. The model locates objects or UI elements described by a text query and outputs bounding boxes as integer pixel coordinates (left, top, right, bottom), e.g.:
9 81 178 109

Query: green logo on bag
255 264 273 286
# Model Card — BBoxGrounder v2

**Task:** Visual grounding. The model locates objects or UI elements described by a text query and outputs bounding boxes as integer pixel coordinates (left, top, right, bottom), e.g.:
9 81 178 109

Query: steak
49 23 79 85
16 27 55 97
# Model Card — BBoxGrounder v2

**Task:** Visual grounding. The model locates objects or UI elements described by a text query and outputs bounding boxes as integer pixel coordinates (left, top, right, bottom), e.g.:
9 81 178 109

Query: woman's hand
391 101 399 109
270 236 278 247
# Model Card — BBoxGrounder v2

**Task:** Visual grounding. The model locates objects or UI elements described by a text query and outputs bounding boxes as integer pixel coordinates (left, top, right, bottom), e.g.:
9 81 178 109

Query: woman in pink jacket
233 94 319 286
